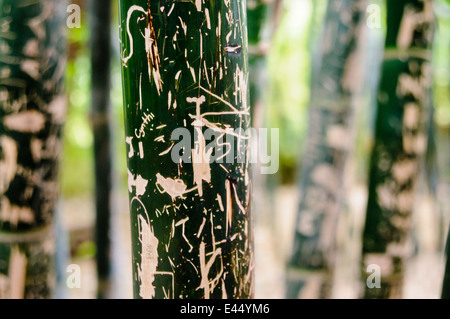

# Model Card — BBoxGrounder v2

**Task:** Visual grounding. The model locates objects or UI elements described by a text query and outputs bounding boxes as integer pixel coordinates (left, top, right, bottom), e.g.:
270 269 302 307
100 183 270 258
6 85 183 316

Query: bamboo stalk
361 0 435 299
286 0 367 299
118 0 253 299
89 0 114 299
0 0 67 298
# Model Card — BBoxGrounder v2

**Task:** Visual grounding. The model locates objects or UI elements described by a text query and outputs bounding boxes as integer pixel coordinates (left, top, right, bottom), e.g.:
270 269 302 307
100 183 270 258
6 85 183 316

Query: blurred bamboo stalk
89 0 114 299
361 0 435 299
286 0 368 299
0 0 67 298
247 0 282 227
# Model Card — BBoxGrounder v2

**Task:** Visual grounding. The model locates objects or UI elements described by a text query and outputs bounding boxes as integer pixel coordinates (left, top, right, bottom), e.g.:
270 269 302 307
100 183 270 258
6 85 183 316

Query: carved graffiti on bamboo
122 5 162 94
0 0 65 228
132 197 174 299
120 0 252 298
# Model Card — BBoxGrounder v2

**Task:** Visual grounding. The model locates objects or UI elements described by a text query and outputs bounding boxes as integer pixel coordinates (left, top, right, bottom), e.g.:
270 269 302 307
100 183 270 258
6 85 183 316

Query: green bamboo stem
361 0 434 299
118 0 253 299
286 0 367 299
0 0 67 298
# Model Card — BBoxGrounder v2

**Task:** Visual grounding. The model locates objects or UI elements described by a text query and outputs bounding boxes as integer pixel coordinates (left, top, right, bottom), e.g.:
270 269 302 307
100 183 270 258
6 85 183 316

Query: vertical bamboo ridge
118 0 253 299
361 0 434 299
0 0 67 298
286 0 367 299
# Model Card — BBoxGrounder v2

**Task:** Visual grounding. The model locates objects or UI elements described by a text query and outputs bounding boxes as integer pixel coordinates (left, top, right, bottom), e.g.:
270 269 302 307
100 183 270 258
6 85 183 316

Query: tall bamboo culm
286 0 367 299
118 0 253 299
0 0 67 298
89 0 114 299
361 0 434 299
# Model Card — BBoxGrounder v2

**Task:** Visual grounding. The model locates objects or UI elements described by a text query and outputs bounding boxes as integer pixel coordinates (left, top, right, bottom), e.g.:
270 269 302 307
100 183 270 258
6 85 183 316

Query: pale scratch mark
225 10 234 25
156 124 167 130
126 136 134 158
235 64 247 110
167 256 175 268
154 135 165 143
159 142 174 156
122 5 147 65
210 212 216 251
155 173 196 201
165 219 175 251
139 73 143 109
217 12 221 38
127 170 148 196
225 45 242 54
0 198 35 226
167 3 175 16
203 60 211 88
138 141 144 159
199 86 241 113
122 5 163 94
144 5 163 95
197 217 207 238
168 90 172 110
213 133 232 163
47 96 67 125
221 279 227 298
178 17 187 36
230 233 239 241
170 217 175 241
197 241 223 299
175 70 182 90
156 205 170 218
225 179 233 237
226 30 233 43
21 59 39 80
30 138 42 162
232 183 246 214
215 239 227 245
187 96 212 197
162 286 170 299
205 8 211 29
0 136 17 194
175 217 194 252
220 164 229 173
185 257 199 275
172 30 178 49
132 197 175 299
189 66 197 83
216 194 224 212
195 0 202 12
136 214 159 299
189 116 250 140
4 110 46 133
396 5 421 49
